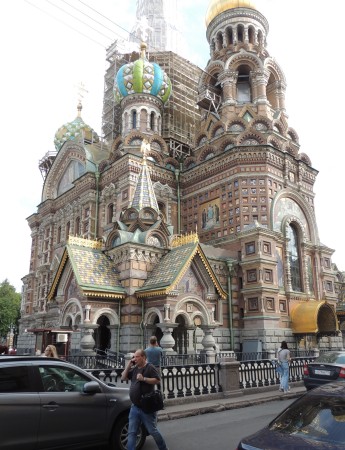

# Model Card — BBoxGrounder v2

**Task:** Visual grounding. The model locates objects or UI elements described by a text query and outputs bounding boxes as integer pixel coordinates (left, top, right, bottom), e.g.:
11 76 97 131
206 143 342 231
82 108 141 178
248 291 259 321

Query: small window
279 300 287 312
247 269 257 282
248 297 259 311
245 242 255 255
266 298 275 311
264 269 273 283
324 258 331 269
325 281 333 292
263 242 271 254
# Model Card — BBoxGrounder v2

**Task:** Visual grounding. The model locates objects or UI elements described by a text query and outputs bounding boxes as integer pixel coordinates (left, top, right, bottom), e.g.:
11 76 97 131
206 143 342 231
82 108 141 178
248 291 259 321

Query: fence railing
78 353 314 401
238 356 316 390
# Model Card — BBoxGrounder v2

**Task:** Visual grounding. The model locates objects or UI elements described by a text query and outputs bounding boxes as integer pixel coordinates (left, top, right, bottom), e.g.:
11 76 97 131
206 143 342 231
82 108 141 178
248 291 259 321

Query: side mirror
83 381 101 394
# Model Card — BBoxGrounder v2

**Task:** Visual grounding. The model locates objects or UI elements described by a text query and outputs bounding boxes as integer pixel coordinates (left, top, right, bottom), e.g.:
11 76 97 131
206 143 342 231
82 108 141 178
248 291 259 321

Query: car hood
240 427 344 450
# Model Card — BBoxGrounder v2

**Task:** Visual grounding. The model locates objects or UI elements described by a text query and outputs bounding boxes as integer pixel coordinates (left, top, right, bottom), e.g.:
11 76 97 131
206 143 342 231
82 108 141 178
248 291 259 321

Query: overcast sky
1 0 344 292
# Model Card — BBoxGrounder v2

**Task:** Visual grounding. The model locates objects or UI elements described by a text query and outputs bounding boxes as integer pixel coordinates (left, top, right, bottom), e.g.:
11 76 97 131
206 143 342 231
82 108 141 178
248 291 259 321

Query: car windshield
269 395 345 444
313 353 345 364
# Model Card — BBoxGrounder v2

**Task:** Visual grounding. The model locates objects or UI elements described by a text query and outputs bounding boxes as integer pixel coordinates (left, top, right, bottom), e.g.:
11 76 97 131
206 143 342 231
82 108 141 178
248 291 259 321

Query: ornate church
18 0 345 357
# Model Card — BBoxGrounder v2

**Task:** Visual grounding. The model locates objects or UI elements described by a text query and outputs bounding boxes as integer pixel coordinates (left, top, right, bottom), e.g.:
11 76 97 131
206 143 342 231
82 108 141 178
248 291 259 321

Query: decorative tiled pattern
54 116 99 151
114 57 171 104
131 162 159 212
141 242 197 289
69 245 124 292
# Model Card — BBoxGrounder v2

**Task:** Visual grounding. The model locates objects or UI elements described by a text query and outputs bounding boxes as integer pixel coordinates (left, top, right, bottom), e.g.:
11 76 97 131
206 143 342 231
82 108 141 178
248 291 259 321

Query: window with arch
226 27 233 45
237 66 251 103
248 26 255 44
57 226 61 244
132 110 137 129
237 24 245 42
57 160 85 196
107 203 114 224
287 223 302 291
66 222 70 239
150 112 155 130
75 217 80 235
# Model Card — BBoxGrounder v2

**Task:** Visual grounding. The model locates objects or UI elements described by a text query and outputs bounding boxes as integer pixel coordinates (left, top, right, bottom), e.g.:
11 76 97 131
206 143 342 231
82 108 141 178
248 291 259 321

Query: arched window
237 66 251 103
150 112 155 130
57 160 85 196
132 110 137 129
57 226 61 244
75 217 80 235
107 203 114 223
288 224 302 291
66 222 70 239
237 24 245 42
248 26 255 44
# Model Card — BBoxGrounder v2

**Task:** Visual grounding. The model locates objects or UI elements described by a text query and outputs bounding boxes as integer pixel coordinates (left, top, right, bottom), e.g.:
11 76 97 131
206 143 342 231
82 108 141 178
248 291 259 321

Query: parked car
236 382 345 449
0 356 145 450
303 351 345 390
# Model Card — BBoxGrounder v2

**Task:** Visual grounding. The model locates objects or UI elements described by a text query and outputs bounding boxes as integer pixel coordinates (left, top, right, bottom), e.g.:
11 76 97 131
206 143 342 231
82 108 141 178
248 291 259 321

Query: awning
290 301 338 334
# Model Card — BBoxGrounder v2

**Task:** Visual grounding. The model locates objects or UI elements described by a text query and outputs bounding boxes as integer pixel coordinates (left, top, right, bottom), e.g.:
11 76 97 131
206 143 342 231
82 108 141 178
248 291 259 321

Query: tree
0 279 21 341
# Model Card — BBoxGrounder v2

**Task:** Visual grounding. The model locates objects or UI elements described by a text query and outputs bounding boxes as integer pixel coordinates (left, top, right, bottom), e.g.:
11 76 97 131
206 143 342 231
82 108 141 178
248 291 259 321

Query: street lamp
8 324 16 353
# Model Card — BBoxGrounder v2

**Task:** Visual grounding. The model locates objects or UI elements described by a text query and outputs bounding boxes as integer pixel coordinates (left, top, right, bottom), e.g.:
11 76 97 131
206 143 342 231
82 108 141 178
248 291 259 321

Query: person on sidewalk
277 341 291 393
145 336 163 381
121 349 169 450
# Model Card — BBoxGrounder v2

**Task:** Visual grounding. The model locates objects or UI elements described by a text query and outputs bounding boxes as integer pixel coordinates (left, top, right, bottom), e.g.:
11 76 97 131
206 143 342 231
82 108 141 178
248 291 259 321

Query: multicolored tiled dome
54 103 99 151
114 43 172 104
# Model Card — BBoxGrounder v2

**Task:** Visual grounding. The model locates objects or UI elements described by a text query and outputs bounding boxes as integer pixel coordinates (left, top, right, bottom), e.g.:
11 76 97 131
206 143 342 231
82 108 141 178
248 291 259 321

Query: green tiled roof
68 245 124 294
48 237 125 300
139 241 198 291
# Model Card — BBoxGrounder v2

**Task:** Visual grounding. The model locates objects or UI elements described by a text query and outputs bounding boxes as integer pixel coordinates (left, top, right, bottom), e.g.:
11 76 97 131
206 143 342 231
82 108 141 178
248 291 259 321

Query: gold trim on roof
68 235 103 249
83 290 125 299
171 232 199 248
47 250 68 300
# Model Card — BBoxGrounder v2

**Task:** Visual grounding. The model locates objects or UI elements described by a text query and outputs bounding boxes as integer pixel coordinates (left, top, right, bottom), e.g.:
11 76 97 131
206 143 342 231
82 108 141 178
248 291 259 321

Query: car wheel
110 414 146 450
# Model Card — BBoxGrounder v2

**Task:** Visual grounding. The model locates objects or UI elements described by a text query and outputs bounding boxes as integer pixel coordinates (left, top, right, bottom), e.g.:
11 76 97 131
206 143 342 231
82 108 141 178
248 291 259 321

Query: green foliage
0 279 21 340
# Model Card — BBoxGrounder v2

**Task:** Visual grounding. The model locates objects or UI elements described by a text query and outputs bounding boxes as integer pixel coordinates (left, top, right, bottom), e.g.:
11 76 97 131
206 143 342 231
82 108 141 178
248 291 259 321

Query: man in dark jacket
121 349 169 450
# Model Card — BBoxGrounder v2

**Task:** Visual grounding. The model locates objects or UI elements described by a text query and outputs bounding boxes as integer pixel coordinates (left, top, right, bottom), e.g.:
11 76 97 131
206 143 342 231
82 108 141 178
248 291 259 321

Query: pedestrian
121 349 169 450
277 341 291 393
145 336 163 379
44 344 58 358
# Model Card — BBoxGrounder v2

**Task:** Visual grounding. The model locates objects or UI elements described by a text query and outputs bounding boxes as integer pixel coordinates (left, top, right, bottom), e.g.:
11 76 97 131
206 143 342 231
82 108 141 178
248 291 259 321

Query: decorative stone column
186 327 196 353
157 323 178 354
79 324 99 355
200 325 218 363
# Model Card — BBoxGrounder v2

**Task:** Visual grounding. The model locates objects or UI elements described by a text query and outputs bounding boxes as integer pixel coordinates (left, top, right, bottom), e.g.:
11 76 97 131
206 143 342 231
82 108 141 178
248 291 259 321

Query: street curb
158 391 304 421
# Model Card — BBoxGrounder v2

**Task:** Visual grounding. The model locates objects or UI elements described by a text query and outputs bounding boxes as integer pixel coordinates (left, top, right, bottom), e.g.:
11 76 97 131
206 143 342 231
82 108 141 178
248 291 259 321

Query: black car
0 356 145 450
303 351 345 390
237 382 345 449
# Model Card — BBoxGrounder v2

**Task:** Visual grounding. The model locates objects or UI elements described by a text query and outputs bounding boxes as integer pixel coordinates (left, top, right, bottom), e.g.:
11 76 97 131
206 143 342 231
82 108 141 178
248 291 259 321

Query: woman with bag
121 349 169 450
277 341 291 393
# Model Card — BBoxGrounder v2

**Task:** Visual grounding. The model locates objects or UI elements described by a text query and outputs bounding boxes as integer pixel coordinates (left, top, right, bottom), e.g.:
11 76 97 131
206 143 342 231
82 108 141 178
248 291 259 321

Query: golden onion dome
206 0 257 27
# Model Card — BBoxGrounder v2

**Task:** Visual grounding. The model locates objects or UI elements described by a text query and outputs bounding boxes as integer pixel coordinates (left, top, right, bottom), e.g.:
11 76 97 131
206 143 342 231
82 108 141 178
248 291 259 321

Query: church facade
18 0 344 357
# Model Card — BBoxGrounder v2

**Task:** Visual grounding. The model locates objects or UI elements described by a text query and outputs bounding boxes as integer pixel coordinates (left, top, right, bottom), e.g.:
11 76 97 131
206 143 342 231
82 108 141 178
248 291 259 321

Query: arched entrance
172 315 188 354
94 315 111 352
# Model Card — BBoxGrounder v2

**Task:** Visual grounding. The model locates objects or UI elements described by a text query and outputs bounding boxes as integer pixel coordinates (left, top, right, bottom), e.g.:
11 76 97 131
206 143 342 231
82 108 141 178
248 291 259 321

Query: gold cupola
206 0 257 26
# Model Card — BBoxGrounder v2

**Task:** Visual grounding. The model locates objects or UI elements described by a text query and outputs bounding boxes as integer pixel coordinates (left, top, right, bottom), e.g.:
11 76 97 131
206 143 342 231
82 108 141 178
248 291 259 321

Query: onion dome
54 103 99 151
206 0 257 26
114 43 172 104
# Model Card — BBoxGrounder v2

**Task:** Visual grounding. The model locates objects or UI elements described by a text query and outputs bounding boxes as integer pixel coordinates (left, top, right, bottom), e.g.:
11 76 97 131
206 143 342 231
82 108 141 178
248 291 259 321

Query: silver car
0 356 146 450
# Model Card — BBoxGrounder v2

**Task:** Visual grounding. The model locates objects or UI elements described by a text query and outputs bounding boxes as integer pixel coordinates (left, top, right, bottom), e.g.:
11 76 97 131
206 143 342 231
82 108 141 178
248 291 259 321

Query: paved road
143 398 294 449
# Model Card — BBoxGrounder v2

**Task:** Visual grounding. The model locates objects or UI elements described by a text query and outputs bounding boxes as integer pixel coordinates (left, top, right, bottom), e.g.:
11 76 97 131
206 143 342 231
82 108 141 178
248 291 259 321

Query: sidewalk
158 383 306 421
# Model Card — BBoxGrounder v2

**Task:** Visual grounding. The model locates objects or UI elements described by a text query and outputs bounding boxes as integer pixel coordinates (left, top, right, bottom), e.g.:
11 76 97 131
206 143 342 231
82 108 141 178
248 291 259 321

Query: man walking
145 336 163 377
121 349 169 450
